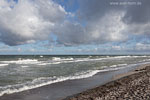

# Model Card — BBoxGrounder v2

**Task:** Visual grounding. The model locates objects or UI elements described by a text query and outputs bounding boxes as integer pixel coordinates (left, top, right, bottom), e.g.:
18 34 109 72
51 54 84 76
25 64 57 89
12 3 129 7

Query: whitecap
0 68 121 97
40 56 43 58
0 64 9 67
21 66 29 68
0 59 39 65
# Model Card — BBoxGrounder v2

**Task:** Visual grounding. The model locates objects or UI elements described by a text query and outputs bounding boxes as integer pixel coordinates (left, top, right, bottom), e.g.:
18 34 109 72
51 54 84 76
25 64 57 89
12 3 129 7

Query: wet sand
0 63 148 100
64 64 150 100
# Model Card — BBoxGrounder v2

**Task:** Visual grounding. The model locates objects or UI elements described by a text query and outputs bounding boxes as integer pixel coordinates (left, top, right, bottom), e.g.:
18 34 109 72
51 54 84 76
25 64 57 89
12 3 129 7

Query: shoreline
112 63 150 80
0 63 149 100
64 64 150 100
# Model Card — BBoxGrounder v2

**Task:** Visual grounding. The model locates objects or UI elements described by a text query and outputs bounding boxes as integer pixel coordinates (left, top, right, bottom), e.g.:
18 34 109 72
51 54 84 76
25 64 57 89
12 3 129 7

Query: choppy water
0 55 150 96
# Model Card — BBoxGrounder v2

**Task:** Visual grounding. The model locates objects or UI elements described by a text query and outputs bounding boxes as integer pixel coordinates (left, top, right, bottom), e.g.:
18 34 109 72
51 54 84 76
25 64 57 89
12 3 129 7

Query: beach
0 0 149 99
0 62 149 100
64 64 150 100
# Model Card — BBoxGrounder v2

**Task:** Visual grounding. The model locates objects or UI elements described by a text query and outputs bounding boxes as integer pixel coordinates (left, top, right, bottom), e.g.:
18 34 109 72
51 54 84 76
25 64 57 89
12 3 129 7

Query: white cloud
53 21 88 46
0 0 66 46
0 0 150 47
127 23 150 35
111 46 121 51
135 43 150 51
86 11 128 43
53 11 128 46
17 48 21 52
29 48 35 52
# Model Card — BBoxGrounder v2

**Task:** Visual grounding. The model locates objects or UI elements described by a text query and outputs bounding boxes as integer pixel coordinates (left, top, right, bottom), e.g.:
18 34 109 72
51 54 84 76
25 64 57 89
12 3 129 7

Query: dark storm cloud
78 0 126 22
78 0 150 24
123 0 150 24
75 0 150 41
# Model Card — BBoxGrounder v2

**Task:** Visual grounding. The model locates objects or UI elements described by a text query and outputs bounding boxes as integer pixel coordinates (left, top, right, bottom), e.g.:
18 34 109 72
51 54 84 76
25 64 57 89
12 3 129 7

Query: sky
0 0 150 55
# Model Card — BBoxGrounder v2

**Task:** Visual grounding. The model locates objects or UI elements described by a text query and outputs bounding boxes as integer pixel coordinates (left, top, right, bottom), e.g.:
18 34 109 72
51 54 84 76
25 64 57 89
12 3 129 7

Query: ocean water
0 55 150 96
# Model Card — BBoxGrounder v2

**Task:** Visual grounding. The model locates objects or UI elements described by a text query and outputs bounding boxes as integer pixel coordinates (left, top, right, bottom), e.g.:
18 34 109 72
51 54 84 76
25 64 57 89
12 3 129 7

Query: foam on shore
0 66 125 97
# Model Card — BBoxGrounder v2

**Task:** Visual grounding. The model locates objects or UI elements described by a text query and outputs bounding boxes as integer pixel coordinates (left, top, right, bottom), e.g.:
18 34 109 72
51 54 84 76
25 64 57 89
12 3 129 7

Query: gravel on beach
65 66 150 100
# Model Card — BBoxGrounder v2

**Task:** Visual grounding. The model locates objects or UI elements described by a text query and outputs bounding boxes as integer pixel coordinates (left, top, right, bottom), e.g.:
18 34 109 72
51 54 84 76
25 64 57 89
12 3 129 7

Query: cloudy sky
0 0 150 55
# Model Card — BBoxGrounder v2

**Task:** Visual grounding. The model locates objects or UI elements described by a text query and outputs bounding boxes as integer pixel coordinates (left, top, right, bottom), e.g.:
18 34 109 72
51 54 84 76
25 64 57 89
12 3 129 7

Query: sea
0 55 150 96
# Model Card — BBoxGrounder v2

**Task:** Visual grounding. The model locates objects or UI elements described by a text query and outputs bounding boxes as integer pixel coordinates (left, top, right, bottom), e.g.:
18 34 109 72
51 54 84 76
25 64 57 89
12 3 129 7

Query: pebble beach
65 65 150 100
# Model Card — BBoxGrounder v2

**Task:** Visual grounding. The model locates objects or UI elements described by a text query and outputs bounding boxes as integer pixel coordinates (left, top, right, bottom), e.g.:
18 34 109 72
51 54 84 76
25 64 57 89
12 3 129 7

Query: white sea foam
110 64 128 68
0 56 149 96
0 56 147 66
52 57 74 61
37 62 61 66
101 66 107 69
143 59 150 62
110 65 117 68
37 63 48 66
21 66 29 68
0 64 9 67
52 57 61 61
71 56 130 63
109 56 131 59
0 67 123 97
0 59 39 64
118 64 128 66
106 55 148 60
38 56 149 66
74 56 135 62
51 62 61 64
0 62 146 97
37 57 75 66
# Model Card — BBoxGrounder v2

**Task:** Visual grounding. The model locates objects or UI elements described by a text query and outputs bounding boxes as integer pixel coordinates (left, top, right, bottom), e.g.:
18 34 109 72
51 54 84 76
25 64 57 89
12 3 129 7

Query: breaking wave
0 64 9 67
0 56 149 66
0 59 39 64
0 67 123 97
